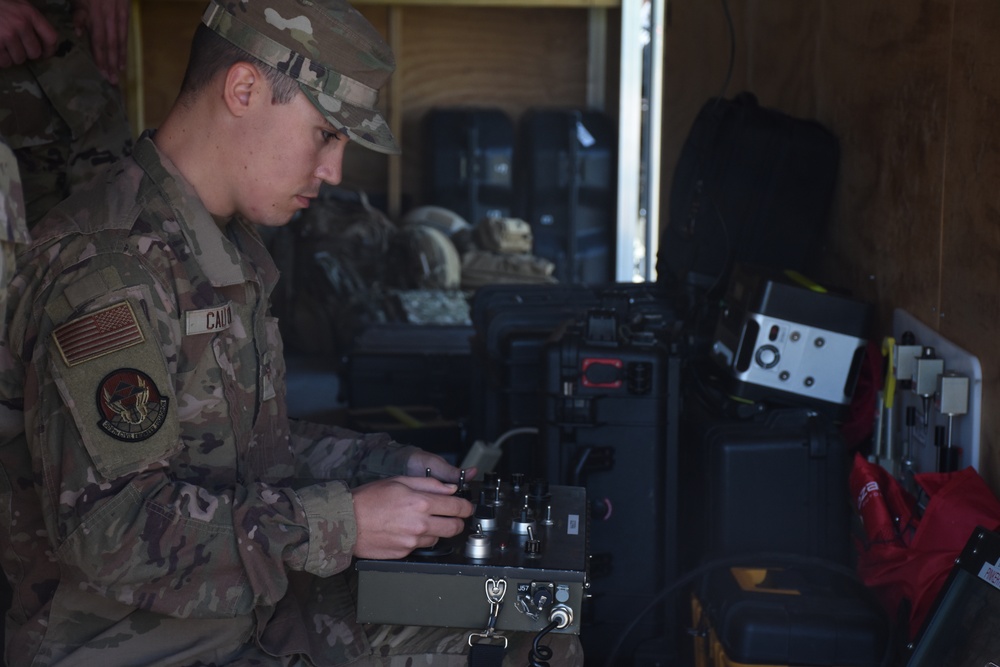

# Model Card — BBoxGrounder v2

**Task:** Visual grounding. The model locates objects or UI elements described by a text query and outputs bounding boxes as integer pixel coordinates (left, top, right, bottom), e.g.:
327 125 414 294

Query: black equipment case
469 283 602 474
905 526 1000 667
659 92 840 295
541 308 682 665
691 565 889 667
517 108 616 285
688 408 852 567
343 322 474 422
468 282 678 475
422 107 515 224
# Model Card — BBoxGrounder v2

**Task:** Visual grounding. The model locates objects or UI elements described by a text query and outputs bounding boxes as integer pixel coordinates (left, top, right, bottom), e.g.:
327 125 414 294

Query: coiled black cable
527 619 560 667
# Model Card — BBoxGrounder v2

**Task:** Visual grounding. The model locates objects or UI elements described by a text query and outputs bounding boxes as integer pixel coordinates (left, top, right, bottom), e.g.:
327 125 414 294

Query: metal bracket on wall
891 308 982 476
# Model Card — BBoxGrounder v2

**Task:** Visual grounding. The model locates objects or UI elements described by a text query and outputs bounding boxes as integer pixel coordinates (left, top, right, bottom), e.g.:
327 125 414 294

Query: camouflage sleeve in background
0 0 132 228
0 139 28 245
0 137 30 323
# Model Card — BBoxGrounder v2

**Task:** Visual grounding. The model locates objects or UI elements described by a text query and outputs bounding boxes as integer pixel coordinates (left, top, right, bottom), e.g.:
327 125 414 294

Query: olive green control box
356 481 588 634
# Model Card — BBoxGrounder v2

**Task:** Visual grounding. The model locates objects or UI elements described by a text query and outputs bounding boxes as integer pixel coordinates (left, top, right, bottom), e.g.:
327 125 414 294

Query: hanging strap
468 578 508 667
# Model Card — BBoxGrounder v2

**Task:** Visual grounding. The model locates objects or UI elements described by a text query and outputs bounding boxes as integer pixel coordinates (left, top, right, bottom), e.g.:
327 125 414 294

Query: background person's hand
0 0 58 68
351 475 473 560
72 0 128 84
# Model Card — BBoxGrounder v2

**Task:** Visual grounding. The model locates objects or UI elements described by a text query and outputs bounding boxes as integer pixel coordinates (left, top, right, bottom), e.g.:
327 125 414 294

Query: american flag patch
53 302 145 367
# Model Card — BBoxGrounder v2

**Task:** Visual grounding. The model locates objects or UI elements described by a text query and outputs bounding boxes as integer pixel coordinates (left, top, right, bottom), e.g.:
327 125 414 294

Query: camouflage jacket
0 0 133 227
0 135 416 666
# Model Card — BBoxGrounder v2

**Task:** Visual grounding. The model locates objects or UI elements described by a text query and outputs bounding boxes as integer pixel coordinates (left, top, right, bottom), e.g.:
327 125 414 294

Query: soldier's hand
72 0 128 84
405 449 477 484
351 476 473 560
0 0 58 67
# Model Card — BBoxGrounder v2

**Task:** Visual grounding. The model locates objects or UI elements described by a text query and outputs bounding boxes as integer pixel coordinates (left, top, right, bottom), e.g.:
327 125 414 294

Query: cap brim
300 85 400 155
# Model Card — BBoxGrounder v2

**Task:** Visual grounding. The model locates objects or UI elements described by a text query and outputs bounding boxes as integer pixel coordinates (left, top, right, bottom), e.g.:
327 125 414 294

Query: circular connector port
549 604 573 629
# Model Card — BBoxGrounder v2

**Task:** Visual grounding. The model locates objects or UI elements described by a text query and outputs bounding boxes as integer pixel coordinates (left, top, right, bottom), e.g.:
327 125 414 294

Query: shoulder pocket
48 298 181 480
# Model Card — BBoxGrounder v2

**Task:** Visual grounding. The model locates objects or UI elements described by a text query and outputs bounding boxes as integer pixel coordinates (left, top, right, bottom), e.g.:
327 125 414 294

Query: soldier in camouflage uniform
0 0 583 665
0 0 133 227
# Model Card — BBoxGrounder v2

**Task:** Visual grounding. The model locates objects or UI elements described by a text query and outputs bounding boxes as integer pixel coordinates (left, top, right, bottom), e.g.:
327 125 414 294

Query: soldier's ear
222 62 258 117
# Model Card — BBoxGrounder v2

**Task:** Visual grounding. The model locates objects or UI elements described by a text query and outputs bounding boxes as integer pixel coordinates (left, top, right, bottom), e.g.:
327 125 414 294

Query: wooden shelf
152 0 620 5
356 0 619 6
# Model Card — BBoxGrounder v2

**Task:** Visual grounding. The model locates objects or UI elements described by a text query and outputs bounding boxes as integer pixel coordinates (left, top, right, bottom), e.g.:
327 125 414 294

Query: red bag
849 453 1000 639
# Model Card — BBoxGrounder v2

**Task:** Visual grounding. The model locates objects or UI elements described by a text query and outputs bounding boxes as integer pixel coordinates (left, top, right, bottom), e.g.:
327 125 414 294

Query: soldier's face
236 88 348 227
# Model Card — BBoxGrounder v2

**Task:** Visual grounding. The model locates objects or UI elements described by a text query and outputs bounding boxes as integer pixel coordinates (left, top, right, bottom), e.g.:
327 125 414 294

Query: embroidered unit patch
54 302 145 367
96 369 169 441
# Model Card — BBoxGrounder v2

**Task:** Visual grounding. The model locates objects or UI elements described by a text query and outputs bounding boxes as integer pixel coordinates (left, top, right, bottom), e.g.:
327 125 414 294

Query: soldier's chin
251 211 298 228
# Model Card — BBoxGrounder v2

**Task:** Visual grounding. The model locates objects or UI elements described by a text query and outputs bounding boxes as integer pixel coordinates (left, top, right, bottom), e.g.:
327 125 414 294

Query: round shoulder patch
96 369 169 441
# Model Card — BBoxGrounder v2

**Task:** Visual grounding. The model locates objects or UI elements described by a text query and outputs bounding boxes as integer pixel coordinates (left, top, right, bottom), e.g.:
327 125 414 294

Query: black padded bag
659 92 840 295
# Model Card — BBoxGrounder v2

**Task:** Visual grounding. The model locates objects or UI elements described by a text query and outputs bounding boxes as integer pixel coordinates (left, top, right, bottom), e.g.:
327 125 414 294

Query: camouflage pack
269 185 399 358
472 216 534 255
460 250 557 289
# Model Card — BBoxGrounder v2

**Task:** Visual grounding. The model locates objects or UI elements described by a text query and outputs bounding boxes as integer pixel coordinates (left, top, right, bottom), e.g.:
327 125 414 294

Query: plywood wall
661 0 1000 493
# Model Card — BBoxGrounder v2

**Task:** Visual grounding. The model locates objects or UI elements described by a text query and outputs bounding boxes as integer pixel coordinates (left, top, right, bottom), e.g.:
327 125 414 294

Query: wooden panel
138 1 203 129
939 0 1000 487
813 2 952 334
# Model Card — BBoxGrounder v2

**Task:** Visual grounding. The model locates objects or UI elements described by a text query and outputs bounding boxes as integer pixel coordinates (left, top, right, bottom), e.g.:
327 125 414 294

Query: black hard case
468 283 677 475
541 312 682 665
905 527 1000 667
517 108 616 285
343 323 474 421
422 107 515 224
692 408 851 566
693 566 888 667
659 92 839 295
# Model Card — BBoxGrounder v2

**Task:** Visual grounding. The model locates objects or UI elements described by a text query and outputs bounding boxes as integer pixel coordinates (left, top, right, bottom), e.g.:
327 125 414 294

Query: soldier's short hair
179 24 300 105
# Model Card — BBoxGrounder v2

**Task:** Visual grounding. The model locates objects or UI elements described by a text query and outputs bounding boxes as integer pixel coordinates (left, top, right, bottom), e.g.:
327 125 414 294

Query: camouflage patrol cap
202 0 400 154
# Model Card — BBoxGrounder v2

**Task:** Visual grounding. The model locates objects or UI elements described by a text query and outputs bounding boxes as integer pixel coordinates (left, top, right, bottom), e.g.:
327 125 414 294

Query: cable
715 0 736 103
600 551 895 667
494 426 538 450
527 619 560 667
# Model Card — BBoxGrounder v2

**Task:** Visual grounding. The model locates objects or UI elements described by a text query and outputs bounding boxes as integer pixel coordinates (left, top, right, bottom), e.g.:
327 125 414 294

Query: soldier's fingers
424 515 467 539
96 1 121 78
29 10 58 58
115 0 129 75
391 475 458 496
23 31 47 61
4 37 27 66
422 492 473 520
89 11 110 79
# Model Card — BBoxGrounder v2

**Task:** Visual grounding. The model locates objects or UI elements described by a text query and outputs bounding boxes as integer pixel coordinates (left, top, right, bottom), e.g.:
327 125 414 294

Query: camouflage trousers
354 622 584 667
242 622 583 667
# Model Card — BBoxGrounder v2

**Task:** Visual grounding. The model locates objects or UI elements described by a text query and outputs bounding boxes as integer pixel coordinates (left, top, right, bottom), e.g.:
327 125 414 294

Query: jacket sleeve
288 418 419 486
